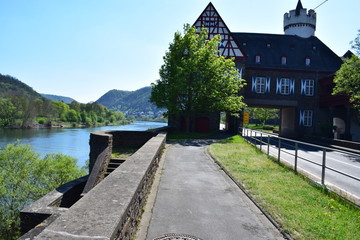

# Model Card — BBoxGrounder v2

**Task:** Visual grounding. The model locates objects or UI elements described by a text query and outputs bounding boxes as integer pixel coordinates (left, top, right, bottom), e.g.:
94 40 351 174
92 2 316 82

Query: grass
209 135 360 240
112 146 138 159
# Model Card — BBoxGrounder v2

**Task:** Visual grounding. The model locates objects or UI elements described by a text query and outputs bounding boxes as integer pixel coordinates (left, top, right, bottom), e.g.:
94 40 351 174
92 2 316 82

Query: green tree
0 98 16 127
0 143 86 239
252 108 279 126
333 30 360 110
39 98 55 121
69 101 81 112
67 109 79 122
52 101 70 121
350 29 360 56
150 24 246 132
21 98 39 128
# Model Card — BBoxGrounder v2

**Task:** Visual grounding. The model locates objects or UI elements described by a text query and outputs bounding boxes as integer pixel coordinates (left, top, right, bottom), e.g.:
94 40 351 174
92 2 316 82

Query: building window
300 110 313 127
255 55 261 63
301 79 314 96
252 77 270 94
281 56 287 65
305 57 311 66
277 78 290 95
255 77 266 93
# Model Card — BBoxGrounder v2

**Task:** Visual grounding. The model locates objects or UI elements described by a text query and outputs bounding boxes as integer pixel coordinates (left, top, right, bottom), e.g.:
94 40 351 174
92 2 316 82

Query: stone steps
105 158 126 176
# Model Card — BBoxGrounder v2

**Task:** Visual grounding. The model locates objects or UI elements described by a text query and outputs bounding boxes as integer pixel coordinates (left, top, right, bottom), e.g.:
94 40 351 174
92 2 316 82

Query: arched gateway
183 1 353 140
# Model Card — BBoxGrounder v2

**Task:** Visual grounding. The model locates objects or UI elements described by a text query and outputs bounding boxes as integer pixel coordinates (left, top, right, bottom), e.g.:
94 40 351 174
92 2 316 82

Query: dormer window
255 55 261 64
305 57 311 66
281 56 287 65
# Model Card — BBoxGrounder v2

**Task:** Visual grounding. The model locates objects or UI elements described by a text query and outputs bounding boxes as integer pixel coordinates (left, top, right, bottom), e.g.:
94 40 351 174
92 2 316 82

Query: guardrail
240 128 360 205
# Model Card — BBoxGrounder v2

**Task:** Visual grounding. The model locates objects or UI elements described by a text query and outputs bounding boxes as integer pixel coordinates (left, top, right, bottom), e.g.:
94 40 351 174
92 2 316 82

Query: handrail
240 127 360 205
243 128 360 157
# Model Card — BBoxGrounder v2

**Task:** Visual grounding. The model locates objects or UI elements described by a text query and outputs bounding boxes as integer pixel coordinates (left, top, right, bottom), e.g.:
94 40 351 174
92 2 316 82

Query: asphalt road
243 129 360 200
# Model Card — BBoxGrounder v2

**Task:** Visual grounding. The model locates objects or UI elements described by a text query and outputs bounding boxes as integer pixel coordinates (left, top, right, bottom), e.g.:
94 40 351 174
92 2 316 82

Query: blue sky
0 0 359 103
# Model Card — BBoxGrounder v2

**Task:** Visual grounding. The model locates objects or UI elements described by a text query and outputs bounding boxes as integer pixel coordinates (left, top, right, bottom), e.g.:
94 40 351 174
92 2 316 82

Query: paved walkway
143 139 284 240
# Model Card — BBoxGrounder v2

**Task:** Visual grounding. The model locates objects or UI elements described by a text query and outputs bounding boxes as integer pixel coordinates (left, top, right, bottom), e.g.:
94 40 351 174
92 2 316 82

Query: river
0 121 167 167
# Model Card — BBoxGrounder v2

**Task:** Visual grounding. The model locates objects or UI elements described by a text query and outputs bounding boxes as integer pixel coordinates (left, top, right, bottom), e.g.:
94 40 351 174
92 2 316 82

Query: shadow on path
145 132 284 240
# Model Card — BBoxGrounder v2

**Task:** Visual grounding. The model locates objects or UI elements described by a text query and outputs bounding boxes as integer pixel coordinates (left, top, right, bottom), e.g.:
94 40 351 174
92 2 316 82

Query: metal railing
240 128 360 194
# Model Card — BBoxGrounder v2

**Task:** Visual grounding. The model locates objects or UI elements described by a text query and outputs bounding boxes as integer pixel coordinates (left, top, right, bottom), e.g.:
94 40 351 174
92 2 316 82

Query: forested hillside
96 86 165 118
0 74 129 128
41 93 76 104
0 74 42 99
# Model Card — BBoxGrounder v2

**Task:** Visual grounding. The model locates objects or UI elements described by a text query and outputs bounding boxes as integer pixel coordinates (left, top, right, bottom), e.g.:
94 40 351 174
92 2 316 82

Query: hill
96 86 165 118
41 94 76 104
0 74 42 99
0 73 129 128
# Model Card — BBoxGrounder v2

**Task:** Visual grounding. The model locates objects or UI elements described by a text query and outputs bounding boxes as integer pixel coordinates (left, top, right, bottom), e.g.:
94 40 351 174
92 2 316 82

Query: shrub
263 125 274 130
0 142 86 239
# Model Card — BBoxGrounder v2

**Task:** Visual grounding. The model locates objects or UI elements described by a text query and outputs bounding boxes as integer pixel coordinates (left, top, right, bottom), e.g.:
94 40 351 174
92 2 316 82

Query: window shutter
238 67 243 79
300 79 306 95
252 77 256 92
266 77 271 93
276 78 281 94
310 80 314 96
299 110 304 126
290 79 295 95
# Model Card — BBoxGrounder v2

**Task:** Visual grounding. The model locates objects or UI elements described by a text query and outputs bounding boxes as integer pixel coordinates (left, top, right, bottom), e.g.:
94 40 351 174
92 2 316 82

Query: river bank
1 120 133 130
37 120 133 129
0 121 167 167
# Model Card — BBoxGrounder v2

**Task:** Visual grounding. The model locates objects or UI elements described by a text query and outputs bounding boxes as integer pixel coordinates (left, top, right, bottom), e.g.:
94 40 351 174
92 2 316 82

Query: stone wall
88 131 157 173
20 131 167 239
84 130 159 195
89 131 113 173
20 176 88 237
110 130 157 149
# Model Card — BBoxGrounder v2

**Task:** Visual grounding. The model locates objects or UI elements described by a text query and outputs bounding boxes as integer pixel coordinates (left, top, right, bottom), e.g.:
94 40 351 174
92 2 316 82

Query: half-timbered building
179 1 358 140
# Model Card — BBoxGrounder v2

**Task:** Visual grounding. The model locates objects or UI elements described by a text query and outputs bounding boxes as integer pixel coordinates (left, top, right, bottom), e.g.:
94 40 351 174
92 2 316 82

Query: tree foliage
150 25 246 131
0 74 41 99
333 30 360 111
0 97 128 128
247 108 279 126
350 29 360 56
0 74 129 128
0 143 86 239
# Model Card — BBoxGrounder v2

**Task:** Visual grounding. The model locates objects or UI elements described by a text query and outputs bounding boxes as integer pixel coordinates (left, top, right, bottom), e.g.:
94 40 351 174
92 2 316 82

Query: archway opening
243 107 280 133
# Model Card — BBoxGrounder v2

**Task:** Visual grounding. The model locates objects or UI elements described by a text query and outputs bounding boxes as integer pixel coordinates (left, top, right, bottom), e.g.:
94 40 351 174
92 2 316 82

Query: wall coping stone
20 176 88 237
31 132 166 239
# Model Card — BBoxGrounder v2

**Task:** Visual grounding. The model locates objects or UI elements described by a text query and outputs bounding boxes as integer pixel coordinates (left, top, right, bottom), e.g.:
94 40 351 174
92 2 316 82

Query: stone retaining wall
84 131 159 194
20 131 167 239
88 131 113 173
20 176 88 237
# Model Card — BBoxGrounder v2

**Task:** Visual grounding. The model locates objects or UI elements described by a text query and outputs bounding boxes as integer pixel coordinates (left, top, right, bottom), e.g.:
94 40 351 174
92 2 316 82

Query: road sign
243 112 249 124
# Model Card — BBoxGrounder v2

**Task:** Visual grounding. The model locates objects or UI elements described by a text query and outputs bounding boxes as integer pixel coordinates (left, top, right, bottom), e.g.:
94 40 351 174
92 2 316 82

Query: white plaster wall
284 26 315 38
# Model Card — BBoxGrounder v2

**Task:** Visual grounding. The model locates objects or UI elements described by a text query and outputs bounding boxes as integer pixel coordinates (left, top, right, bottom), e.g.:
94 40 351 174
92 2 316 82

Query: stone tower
284 0 316 38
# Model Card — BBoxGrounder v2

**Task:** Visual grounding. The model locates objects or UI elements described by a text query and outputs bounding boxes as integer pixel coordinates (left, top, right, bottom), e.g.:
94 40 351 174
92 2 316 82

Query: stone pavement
140 139 285 240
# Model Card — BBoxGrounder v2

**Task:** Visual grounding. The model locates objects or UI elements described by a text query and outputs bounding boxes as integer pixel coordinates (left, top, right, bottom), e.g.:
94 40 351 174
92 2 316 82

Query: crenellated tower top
284 0 316 38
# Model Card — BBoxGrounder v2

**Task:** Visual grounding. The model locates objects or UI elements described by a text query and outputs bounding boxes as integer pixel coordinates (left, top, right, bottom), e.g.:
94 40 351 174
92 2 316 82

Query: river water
0 121 167 167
